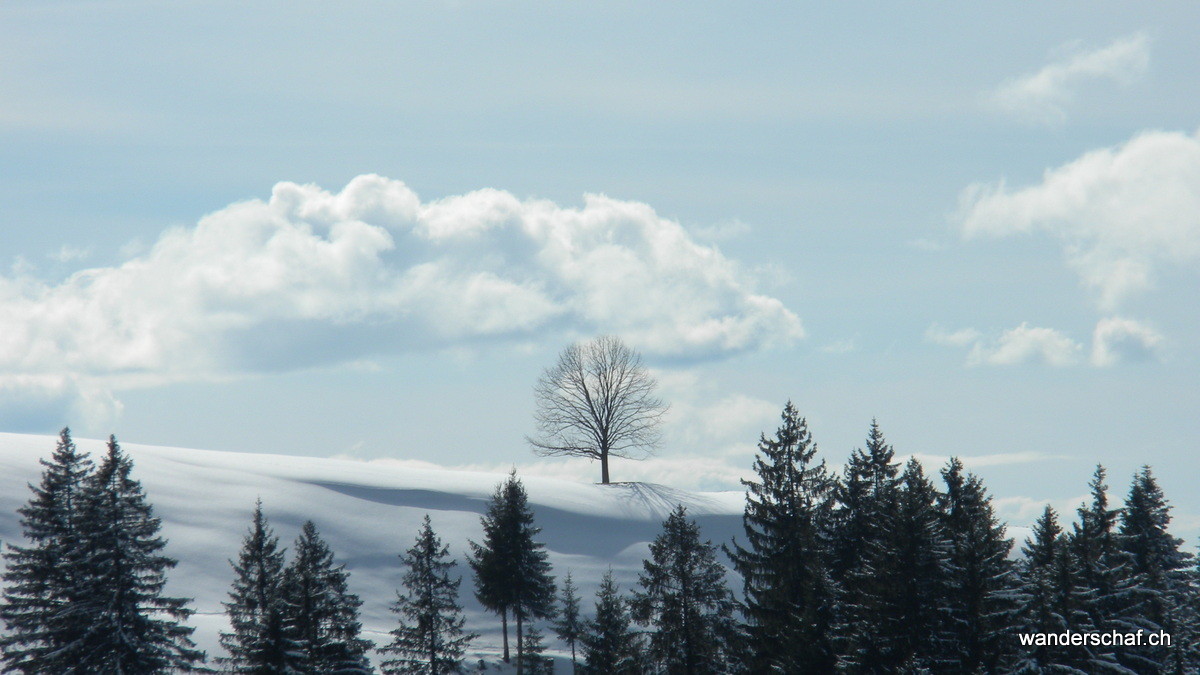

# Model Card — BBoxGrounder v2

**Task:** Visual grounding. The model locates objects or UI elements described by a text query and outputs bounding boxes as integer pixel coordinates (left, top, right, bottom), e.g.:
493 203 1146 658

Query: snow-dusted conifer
726 402 836 673
220 501 300 673
832 420 901 668
1010 506 1090 673
553 571 583 674
282 520 372 673
580 570 641 675
468 470 555 673
69 435 206 672
938 457 1017 672
0 428 94 673
844 458 953 672
1068 465 1132 671
1117 466 1195 672
381 515 473 675
633 505 739 673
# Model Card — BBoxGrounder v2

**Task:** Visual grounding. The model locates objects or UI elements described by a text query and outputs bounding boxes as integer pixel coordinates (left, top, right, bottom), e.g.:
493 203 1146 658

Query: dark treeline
2 415 1199 673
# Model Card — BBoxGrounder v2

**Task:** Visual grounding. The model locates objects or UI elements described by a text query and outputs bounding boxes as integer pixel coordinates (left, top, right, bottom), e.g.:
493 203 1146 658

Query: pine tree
381 515 474 675
1117 466 1195 673
68 435 206 672
0 427 94 673
220 501 300 674
632 505 739 674
580 570 641 675
553 571 583 674
938 457 1017 672
726 401 837 673
468 471 556 674
281 520 372 674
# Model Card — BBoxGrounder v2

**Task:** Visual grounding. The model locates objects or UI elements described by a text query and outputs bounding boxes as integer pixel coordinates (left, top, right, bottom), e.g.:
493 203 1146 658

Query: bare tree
527 335 668 484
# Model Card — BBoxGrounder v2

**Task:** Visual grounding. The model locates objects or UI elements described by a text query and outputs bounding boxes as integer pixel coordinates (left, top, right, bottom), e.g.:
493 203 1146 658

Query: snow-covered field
0 432 744 669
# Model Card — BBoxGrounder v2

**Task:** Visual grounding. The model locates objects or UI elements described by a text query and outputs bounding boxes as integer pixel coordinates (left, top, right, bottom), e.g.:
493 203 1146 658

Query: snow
0 432 744 669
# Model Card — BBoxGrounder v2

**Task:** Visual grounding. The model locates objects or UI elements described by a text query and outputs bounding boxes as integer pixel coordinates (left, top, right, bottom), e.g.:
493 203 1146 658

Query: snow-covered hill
0 432 744 669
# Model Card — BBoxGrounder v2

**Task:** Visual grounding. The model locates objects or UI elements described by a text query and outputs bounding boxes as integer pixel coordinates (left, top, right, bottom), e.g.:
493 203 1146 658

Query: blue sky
2 1 1198 537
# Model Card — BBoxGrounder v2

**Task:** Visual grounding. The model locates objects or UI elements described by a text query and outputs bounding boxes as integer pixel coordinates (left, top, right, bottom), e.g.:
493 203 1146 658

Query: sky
2 2 1198 539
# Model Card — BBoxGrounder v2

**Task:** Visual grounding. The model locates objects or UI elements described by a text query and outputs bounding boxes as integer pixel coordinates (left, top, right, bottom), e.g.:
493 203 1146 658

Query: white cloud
968 323 1083 367
928 322 1083 367
957 128 1200 309
1090 316 1163 366
929 318 1166 369
991 32 1149 124
0 175 803 429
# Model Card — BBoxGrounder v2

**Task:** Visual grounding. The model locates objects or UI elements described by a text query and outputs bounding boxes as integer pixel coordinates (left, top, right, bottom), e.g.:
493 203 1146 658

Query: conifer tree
518 624 554 675
69 435 206 672
281 520 372 674
1117 466 1194 673
1011 506 1090 673
938 457 1016 672
381 515 474 675
843 458 953 672
468 471 556 673
580 570 641 675
632 505 739 674
1068 465 1133 671
553 571 583 674
726 402 837 673
0 427 94 673
220 501 300 674
832 420 901 667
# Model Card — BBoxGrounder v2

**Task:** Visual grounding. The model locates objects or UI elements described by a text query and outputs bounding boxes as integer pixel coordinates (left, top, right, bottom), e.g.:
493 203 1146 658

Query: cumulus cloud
0 175 803 428
967 323 1084 367
957 129 1200 309
1090 317 1163 366
991 32 1149 124
928 319 1164 368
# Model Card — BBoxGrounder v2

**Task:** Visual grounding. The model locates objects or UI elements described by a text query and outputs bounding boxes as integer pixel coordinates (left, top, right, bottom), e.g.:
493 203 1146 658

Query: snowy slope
0 432 745 668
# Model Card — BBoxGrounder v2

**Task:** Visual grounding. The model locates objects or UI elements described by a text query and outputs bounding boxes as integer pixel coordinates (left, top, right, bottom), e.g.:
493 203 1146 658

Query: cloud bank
990 32 1149 124
0 175 803 429
957 128 1200 309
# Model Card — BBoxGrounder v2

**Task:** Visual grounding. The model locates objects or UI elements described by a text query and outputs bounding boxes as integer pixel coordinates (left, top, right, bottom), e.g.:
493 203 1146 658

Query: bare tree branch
526 335 669 484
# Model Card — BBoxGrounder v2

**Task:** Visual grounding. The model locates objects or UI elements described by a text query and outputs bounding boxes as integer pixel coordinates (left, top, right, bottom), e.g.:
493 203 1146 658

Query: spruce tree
832 420 901 668
938 457 1016 672
726 401 837 673
1011 506 1090 673
553 571 583 674
381 515 474 675
632 505 739 674
69 435 206 672
281 520 372 674
0 427 94 673
1117 466 1194 673
1068 465 1133 671
468 471 556 674
580 570 641 675
220 501 300 674
844 458 953 672
518 624 554 675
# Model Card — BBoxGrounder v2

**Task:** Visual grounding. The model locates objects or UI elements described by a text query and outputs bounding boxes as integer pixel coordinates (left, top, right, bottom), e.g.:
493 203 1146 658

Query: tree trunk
601 448 610 484
502 608 510 663
516 611 524 675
